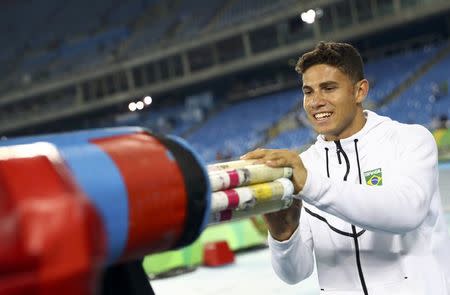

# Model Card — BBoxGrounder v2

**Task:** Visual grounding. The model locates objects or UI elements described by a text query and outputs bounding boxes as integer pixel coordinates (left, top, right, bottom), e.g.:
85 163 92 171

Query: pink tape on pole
227 170 240 188
224 189 239 209
219 210 232 221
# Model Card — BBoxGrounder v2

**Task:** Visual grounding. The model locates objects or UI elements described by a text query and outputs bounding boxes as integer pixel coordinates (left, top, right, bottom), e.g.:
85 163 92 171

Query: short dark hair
295 41 364 83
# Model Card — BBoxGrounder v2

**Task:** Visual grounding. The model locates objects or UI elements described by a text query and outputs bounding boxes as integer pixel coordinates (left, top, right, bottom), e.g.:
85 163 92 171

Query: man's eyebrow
319 81 338 87
302 81 338 90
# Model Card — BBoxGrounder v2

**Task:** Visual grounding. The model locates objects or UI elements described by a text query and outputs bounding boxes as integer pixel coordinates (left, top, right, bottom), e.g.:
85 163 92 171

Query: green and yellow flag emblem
364 168 382 186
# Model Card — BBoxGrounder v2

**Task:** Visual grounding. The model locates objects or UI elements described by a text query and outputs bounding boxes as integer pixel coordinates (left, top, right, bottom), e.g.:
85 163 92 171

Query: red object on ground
203 241 235 267
0 150 107 295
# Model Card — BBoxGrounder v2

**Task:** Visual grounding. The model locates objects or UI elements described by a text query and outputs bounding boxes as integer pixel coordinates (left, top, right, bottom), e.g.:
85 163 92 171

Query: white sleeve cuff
267 224 301 250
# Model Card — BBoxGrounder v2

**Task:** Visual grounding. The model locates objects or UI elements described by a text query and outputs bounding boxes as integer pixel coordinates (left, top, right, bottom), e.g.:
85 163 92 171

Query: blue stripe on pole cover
59 142 129 264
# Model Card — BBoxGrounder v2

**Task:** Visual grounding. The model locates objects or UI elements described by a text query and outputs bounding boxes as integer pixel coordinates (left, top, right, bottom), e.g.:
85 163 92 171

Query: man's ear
355 79 369 104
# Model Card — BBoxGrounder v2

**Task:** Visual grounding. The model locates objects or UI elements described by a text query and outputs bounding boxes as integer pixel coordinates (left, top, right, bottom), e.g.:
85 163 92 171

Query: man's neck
324 110 367 141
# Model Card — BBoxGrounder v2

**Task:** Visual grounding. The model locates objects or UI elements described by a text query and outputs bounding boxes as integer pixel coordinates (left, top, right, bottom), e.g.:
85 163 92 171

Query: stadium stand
379 42 450 126
0 0 159 91
186 89 299 163
365 44 441 104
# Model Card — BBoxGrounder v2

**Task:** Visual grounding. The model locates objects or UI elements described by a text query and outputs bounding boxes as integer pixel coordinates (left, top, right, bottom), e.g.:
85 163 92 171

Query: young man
241 41 450 294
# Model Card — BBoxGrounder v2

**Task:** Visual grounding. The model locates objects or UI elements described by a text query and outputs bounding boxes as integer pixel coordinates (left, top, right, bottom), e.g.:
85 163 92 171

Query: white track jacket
268 110 450 294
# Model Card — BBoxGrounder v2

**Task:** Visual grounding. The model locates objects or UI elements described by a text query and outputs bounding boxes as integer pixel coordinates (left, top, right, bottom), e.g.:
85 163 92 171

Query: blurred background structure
0 0 449 294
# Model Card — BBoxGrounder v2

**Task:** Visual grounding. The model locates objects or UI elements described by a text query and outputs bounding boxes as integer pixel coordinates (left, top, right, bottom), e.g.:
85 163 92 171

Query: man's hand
241 148 307 193
240 148 307 241
263 198 302 241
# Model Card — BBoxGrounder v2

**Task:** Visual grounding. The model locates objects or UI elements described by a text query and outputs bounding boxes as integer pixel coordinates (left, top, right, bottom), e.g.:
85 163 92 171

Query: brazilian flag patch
363 168 382 186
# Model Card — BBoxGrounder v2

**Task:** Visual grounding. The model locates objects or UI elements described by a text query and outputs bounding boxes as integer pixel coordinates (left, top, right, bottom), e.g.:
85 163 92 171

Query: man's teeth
314 112 332 119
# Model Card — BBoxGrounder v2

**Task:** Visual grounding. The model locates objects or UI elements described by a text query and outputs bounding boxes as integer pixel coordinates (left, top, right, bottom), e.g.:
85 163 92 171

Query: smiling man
241 42 450 294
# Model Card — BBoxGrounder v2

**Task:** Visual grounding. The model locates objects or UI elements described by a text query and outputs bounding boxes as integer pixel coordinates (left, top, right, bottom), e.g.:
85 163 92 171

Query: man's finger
241 148 269 159
266 158 289 167
252 152 285 164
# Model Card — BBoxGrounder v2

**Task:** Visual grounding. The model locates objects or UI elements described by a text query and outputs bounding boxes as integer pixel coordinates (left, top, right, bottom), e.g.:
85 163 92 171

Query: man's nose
308 93 326 109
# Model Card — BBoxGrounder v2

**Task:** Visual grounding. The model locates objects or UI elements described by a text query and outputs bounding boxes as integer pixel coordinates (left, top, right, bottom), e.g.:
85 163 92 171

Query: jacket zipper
352 225 368 295
335 140 369 295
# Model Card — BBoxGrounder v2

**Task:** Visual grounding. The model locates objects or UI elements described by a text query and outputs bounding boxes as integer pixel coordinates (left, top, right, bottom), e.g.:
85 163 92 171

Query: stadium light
128 102 137 112
136 101 145 110
301 9 316 24
144 96 153 105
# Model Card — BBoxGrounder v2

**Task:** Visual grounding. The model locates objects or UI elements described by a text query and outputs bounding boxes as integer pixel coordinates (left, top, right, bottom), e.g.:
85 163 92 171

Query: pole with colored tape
0 127 211 265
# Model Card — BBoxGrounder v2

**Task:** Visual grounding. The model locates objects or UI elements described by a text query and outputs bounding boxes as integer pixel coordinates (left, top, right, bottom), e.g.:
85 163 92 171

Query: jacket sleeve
267 206 315 284
300 125 438 234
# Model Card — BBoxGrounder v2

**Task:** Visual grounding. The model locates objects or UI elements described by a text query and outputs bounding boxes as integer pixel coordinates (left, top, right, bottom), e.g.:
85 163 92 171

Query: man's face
302 64 367 141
